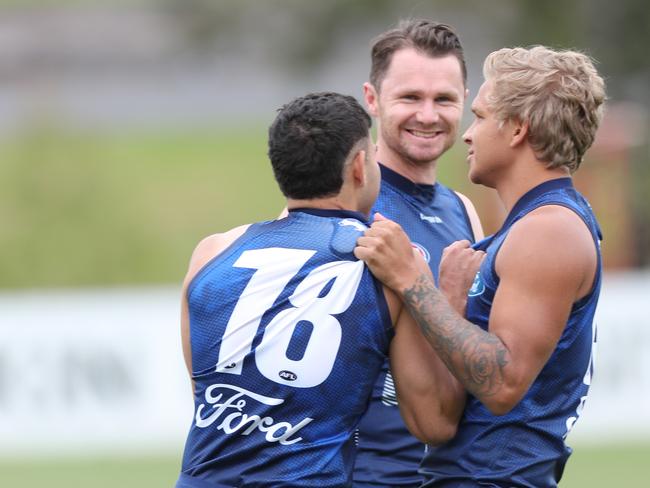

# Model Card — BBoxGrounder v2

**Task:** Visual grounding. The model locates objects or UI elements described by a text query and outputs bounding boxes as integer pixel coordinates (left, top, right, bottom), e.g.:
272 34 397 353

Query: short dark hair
268 92 372 200
370 19 467 90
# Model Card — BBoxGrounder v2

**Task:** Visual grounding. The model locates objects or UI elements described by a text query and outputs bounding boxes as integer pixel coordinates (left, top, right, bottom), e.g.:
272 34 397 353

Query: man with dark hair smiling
354 19 483 487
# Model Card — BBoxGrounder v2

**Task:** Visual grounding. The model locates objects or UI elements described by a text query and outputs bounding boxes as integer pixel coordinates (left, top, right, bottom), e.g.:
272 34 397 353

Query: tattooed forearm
402 273 509 399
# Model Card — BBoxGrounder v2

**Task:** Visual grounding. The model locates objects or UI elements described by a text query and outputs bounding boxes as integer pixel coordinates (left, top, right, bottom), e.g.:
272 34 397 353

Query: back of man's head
268 92 371 200
369 19 467 90
483 46 606 173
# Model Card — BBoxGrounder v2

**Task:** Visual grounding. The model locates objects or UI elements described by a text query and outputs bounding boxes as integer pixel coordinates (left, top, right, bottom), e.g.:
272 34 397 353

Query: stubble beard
377 113 455 169
395 133 453 169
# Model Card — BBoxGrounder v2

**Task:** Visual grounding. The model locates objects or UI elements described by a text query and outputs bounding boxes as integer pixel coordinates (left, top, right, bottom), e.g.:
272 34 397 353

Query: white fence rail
0 272 648 456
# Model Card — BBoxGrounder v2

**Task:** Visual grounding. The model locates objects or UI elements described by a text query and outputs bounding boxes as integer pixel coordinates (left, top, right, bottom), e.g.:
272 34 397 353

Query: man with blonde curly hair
355 46 605 487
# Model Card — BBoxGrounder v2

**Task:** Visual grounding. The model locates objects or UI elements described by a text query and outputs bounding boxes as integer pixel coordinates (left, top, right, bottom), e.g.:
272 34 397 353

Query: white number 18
215 247 364 388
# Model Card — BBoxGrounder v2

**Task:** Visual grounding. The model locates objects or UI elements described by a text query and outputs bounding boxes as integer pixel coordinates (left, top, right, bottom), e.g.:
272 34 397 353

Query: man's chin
468 171 494 188
406 153 442 166
467 166 481 184
405 142 452 164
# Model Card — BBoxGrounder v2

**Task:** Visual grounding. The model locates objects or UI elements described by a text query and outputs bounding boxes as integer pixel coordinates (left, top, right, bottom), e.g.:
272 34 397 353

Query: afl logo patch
468 271 485 297
279 370 297 381
411 242 430 263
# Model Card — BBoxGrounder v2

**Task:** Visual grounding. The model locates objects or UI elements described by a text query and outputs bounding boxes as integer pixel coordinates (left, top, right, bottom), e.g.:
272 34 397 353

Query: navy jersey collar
289 207 370 224
503 177 573 230
379 163 436 199
473 177 573 252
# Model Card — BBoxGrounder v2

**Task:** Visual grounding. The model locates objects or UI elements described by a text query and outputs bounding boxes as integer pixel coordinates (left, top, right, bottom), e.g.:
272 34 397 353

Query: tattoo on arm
402 274 509 398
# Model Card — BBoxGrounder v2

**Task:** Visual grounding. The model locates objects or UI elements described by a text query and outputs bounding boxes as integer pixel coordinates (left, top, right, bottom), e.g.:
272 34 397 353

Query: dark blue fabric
179 210 392 487
353 164 476 487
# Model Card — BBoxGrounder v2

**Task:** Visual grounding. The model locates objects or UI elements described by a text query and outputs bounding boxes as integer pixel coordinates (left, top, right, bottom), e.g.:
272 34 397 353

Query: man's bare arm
356 208 596 415
402 273 508 402
388 252 466 444
180 224 250 391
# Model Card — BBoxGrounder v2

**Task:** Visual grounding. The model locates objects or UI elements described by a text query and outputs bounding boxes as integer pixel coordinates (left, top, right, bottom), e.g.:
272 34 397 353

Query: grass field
0 125 285 289
560 442 650 487
0 443 647 487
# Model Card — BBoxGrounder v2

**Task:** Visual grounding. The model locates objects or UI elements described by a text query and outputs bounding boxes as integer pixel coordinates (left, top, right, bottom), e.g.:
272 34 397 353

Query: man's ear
363 82 379 117
509 120 529 148
350 149 367 187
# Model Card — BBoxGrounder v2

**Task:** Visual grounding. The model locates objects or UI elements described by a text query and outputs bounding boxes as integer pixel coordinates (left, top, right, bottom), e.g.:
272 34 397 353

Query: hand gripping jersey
420 178 602 488
353 164 476 487
176 209 392 488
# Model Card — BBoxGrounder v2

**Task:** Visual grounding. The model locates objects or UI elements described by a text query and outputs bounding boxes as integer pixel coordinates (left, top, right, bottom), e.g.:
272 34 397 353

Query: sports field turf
0 126 283 289
0 442 647 487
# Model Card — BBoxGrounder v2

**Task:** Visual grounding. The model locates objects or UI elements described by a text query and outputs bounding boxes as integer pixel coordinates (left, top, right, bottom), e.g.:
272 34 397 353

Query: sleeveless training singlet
177 209 392 488
354 164 475 487
421 178 602 488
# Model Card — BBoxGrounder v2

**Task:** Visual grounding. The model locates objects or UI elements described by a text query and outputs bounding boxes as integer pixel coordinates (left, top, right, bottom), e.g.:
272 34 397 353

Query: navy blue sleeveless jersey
353 164 476 487
421 178 602 488
177 209 393 488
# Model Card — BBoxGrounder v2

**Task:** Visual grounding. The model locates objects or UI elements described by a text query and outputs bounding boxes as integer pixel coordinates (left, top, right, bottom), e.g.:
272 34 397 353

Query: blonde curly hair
483 46 606 173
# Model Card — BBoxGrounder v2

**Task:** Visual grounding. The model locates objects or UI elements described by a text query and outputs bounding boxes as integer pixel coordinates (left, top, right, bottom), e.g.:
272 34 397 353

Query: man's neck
286 196 365 214
376 142 438 185
495 162 571 213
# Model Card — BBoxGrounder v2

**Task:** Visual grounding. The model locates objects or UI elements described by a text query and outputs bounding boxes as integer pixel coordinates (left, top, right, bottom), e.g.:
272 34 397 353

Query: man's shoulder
184 224 252 288
497 205 597 284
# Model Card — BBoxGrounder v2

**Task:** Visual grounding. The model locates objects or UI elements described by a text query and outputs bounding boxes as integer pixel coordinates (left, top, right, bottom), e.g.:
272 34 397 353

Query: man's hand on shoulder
354 213 421 294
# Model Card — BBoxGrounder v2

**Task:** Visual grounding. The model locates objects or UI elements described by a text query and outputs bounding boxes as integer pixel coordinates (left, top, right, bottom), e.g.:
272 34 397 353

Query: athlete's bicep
489 208 596 400
389 307 465 444
388 247 463 443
